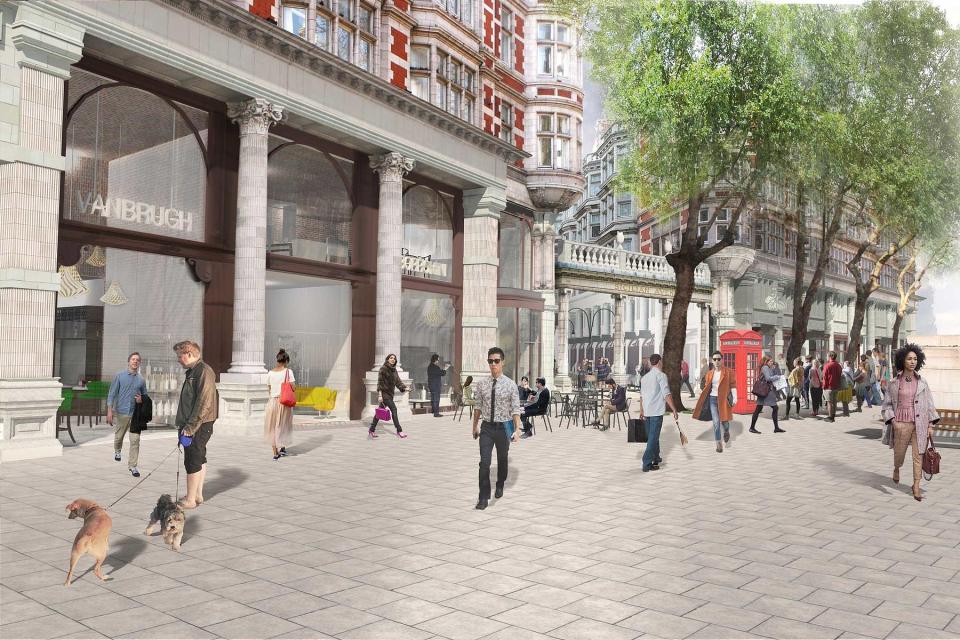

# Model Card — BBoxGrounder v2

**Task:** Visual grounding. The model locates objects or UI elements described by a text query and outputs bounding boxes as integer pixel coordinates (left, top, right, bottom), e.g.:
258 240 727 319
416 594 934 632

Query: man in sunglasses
471 347 522 510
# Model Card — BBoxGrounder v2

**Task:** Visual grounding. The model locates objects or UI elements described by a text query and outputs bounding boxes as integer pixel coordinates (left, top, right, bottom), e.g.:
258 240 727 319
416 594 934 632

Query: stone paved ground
2 407 959 640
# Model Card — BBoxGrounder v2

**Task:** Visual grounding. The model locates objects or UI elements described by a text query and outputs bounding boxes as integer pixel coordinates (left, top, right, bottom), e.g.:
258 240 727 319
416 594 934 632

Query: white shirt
639 367 671 417
710 370 722 397
267 368 295 398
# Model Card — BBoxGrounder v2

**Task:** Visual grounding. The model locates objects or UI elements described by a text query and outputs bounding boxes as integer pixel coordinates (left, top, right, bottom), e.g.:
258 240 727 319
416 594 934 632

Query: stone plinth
216 374 269 437
0 380 63 462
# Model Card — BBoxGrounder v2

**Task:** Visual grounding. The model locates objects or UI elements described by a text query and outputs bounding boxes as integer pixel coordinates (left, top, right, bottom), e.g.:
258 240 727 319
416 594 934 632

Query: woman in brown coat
693 351 736 453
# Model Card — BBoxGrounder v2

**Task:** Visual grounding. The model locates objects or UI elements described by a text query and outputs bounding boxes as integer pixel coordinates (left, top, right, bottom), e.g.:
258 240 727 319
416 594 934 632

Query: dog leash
106 443 180 509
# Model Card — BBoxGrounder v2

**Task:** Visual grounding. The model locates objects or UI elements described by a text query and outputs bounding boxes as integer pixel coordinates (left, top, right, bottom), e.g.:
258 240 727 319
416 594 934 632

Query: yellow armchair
295 386 338 412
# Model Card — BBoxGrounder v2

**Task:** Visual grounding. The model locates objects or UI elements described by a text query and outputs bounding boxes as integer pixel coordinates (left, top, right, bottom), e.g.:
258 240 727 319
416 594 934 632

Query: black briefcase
628 418 647 443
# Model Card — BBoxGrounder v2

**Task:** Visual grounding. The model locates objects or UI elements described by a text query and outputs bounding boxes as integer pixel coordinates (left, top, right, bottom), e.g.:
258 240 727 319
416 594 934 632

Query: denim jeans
709 396 729 442
642 415 663 470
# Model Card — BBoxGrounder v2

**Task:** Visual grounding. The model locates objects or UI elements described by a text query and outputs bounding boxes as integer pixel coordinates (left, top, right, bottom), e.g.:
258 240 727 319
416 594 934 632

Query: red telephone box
719 329 763 414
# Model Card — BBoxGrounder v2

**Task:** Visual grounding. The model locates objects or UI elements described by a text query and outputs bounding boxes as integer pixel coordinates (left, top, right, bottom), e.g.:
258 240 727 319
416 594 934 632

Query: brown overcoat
692 368 735 422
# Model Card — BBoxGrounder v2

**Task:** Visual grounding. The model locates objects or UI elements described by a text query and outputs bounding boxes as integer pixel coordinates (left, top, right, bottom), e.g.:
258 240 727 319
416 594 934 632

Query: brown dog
65 499 112 586
144 494 186 551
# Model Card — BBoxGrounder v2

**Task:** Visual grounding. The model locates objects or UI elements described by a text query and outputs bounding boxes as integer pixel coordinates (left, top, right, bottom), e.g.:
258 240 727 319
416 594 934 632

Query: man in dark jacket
595 378 628 430
427 354 450 417
520 378 550 438
174 340 218 509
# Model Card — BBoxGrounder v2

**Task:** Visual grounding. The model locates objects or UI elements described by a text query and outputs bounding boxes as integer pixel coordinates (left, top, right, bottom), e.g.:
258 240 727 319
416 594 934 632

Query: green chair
57 388 76 443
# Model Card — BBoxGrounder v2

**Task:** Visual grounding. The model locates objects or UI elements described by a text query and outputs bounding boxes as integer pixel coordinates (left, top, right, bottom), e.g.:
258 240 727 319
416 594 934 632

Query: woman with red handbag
265 349 296 460
881 344 941 502
370 353 408 439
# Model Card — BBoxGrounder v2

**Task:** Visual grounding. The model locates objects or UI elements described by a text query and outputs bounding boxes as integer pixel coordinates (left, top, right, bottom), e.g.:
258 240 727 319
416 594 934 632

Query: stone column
0 5 83 462
653 299 665 355
555 288 571 391
216 98 283 436
825 293 836 355
539 215 557 389
460 186 506 381
774 325 784 361
362 152 415 421
612 294 626 383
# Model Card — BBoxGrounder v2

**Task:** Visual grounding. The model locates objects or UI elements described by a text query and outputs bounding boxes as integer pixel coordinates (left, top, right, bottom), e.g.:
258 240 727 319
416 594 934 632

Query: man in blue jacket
520 378 550 438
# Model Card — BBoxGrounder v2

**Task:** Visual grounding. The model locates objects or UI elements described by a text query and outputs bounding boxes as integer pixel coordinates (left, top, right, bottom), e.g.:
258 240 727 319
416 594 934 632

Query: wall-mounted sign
77 192 195 233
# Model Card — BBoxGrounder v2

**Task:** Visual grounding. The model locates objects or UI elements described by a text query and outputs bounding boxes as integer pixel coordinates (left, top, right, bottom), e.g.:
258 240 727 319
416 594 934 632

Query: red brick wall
395 0 409 10
537 88 556 96
248 0 276 22
558 89 572 98
483 7 494 48
483 114 494 133
514 107 524 131
390 62 407 90
514 16 525 75
391 29 408 60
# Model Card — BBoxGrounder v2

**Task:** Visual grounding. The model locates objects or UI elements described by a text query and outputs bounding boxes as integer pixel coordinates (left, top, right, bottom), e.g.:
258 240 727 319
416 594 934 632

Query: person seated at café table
520 378 550 439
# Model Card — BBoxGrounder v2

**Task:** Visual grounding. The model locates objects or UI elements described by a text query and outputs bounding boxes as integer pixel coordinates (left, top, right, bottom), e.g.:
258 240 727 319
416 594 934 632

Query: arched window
63 69 209 242
267 140 354 264
401 184 454 282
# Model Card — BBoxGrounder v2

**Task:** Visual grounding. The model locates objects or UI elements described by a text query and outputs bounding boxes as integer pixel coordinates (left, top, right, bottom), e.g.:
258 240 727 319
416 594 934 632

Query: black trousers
370 396 402 432
681 377 695 396
430 387 442 415
479 421 509 500
521 405 540 432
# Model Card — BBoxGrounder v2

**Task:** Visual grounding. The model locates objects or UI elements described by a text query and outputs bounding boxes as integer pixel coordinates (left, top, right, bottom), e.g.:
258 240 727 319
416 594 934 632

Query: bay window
537 19 573 79
536 111 573 169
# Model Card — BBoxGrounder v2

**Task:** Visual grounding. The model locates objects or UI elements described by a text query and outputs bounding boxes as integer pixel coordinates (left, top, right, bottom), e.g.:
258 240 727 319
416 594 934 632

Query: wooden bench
934 409 960 445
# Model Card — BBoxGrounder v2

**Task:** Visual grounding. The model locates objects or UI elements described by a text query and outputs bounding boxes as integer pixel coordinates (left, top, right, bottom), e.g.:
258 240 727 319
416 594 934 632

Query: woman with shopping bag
369 353 409 439
265 349 296 460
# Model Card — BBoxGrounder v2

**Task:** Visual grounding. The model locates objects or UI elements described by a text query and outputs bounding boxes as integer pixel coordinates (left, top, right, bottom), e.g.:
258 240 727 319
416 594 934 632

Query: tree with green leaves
891 232 959 349
840 0 960 359
557 0 807 405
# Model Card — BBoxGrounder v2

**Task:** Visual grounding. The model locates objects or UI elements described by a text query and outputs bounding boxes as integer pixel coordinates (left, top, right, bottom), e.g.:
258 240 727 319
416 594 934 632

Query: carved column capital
228 98 285 135
371 152 415 182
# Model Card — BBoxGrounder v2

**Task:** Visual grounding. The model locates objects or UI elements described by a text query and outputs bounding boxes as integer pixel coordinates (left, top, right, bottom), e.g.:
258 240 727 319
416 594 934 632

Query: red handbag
922 434 941 480
279 369 296 407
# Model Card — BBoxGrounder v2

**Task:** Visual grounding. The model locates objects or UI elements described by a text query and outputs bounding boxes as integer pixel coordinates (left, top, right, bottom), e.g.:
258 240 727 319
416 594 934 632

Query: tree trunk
785 183 808 364
662 258 696 411
847 281 869 360
891 312 904 350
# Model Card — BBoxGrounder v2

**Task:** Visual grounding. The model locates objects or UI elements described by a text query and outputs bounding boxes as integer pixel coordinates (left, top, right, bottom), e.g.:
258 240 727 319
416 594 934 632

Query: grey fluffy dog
144 494 186 551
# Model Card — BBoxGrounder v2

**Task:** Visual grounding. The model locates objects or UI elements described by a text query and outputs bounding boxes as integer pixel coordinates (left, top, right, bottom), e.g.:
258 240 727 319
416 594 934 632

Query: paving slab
2 411 958 639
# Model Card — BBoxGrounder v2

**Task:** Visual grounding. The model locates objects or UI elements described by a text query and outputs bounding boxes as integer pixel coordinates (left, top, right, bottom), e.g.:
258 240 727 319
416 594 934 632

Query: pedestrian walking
680 359 695 398
697 357 709 391
838 360 854 416
881 344 941 502
749 355 785 434
106 352 148 477
427 354 450 417
265 349 295 460
471 347 521 509
370 354 408 439
809 358 823 417
692 351 735 452
785 357 804 420
822 352 843 422
637 354 678 471
802 355 813 408
595 378 627 430
173 341 218 509
877 348 891 398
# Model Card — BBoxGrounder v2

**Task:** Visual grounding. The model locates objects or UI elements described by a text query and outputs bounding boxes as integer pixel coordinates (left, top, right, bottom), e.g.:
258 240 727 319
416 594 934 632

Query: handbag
628 418 647 443
374 404 392 422
752 373 770 398
279 369 297 407
922 434 941 480
881 422 892 446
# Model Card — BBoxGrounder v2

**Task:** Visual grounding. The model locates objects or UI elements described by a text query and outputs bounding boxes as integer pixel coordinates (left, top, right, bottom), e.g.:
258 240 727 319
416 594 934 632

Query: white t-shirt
267 368 295 398
710 371 721 397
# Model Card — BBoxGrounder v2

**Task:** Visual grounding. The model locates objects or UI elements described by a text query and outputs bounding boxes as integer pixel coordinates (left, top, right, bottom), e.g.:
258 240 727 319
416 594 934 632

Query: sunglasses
712 357 722 361
487 359 502 365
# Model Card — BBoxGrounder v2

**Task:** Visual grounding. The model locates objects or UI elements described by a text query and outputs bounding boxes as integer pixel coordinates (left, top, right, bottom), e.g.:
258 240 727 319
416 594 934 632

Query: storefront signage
76 192 195 233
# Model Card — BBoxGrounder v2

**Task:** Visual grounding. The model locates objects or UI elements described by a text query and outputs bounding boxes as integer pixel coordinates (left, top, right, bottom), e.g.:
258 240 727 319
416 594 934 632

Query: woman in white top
265 349 295 460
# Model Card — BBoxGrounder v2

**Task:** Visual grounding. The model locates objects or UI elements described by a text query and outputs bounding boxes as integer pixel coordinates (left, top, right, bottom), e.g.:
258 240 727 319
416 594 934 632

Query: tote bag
279 370 297 407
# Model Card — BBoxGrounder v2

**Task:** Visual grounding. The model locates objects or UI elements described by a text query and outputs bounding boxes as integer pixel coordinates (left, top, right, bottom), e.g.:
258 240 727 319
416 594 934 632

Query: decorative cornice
371 152 415 182
227 98 284 135
157 0 526 164
9 3 84 79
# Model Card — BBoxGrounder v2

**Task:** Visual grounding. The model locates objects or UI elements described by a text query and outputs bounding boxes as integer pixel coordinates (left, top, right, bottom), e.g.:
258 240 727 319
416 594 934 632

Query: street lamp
568 306 616 369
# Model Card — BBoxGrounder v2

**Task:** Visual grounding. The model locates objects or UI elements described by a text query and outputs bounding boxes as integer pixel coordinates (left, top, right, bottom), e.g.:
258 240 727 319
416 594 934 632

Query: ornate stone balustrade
557 240 711 287
401 254 447 279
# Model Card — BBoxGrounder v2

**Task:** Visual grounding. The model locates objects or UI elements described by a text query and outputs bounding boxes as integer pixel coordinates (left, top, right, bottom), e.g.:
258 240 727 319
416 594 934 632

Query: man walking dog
173 341 218 509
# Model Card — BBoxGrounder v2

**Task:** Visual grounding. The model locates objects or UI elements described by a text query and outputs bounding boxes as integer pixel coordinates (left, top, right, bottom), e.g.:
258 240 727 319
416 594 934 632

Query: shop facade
0 0 558 460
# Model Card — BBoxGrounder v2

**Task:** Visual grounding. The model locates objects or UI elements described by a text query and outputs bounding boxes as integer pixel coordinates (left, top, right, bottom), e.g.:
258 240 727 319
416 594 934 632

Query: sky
579 1 960 335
